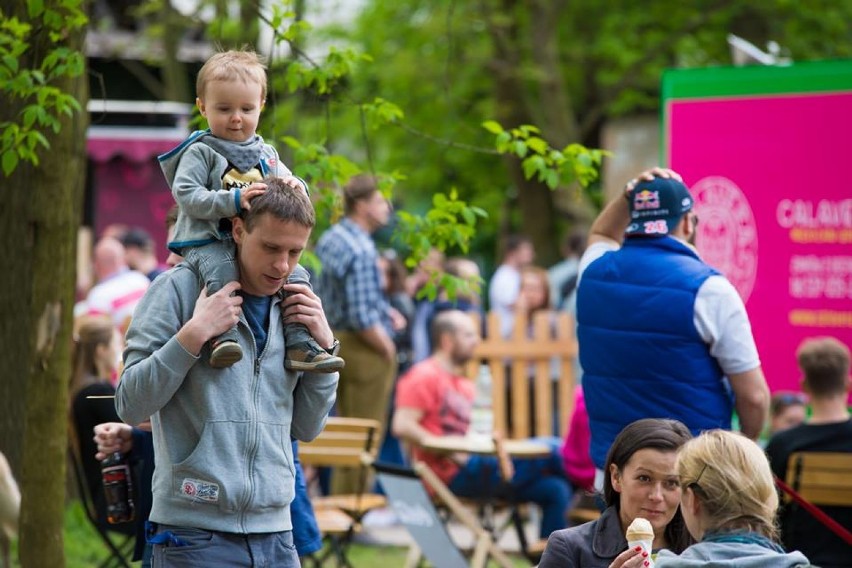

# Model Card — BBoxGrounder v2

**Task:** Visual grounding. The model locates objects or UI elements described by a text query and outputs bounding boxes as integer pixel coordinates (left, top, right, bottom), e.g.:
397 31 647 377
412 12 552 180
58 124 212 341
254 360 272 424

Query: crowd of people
61 48 850 568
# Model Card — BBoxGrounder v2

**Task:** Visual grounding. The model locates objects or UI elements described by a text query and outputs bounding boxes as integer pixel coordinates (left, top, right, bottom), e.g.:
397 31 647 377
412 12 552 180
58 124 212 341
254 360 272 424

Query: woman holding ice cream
655 430 811 567
539 418 694 568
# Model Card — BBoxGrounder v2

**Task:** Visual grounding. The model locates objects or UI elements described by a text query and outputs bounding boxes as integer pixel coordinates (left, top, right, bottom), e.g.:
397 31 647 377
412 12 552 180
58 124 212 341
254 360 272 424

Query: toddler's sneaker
285 341 344 373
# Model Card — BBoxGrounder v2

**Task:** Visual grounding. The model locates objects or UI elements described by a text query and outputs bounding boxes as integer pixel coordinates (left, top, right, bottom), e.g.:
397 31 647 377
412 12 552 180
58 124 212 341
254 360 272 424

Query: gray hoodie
655 540 812 567
115 264 338 533
158 130 291 252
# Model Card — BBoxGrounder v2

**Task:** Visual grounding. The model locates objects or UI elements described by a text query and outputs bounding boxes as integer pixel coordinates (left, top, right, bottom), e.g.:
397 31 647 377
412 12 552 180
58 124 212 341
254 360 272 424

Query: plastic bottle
469 363 494 438
101 451 135 524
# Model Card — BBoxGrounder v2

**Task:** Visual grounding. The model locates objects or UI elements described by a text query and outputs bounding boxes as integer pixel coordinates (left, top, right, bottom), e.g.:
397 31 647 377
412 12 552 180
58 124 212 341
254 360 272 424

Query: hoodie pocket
250 423 295 510
171 421 249 513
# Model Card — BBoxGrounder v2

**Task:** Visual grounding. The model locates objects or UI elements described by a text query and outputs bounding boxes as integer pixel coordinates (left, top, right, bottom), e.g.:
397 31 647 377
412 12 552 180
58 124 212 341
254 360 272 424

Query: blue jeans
448 439 573 539
150 525 299 568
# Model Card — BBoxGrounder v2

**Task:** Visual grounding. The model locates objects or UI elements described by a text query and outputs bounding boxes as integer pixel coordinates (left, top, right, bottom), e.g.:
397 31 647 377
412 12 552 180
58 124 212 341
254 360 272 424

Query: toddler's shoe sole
210 342 243 368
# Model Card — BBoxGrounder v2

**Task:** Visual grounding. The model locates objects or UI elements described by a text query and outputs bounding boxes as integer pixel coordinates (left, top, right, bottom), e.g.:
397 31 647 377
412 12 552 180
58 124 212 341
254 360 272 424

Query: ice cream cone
626 517 655 567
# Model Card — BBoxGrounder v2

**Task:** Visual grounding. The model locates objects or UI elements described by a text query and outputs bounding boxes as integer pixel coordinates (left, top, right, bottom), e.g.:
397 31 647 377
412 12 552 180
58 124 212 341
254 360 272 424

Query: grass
9 501 530 567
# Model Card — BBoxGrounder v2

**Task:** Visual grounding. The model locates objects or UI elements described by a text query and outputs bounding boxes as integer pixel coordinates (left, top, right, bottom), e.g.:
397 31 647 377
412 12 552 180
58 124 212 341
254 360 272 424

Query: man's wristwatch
325 338 341 357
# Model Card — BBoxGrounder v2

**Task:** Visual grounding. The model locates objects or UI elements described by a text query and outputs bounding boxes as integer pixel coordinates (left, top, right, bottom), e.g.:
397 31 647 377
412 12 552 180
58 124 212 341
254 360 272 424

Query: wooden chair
301 507 356 568
298 417 387 565
785 451 852 506
492 435 548 564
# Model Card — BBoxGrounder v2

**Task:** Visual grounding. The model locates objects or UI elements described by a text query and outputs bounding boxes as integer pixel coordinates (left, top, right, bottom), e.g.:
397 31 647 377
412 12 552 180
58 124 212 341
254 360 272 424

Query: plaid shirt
314 218 391 332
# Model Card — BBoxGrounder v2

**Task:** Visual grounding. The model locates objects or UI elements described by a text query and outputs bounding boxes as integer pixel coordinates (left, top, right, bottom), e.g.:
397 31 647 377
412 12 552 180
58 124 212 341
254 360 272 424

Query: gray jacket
655 541 812 567
538 506 626 568
159 130 291 252
115 265 338 533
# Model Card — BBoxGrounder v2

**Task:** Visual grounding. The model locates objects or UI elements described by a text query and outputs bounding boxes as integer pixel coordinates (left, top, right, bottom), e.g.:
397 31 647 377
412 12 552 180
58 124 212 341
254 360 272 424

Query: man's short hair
343 174 379 215
797 336 850 397
197 50 268 101
430 310 462 351
503 234 532 256
120 227 154 252
242 177 316 232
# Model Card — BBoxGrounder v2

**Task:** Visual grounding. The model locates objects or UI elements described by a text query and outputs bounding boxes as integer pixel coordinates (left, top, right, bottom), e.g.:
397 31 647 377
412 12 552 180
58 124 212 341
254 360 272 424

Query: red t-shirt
395 357 475 484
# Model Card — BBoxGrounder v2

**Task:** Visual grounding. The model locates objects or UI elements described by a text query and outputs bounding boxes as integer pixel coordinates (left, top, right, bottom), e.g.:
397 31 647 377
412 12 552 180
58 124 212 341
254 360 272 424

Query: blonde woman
656 430 811 567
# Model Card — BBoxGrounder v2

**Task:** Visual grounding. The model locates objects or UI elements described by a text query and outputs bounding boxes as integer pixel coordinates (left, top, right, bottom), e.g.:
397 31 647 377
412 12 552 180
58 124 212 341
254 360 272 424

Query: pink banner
667 92 852 394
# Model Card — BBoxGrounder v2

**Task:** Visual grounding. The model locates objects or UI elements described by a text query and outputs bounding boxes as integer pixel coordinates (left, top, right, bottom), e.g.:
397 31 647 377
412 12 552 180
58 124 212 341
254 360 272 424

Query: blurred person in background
489 234 535 338
765 337 851 568
767 391 808 436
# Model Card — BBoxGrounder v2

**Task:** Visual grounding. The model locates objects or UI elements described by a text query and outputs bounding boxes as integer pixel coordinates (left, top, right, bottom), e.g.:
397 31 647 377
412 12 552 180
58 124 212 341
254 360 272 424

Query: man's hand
279 283 334 349
177 282 243 355
625 167 683 193
94 422 133 461
239 182 267 211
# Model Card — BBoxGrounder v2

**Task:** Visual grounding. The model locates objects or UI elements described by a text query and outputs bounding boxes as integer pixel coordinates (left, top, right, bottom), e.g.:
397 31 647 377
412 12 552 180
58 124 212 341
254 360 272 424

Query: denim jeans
151 525 299 568
448 438 573 539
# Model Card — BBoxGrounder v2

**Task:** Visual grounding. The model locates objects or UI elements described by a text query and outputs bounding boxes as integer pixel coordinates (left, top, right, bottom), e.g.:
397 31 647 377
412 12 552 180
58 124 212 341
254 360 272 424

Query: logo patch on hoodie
181 478 220 503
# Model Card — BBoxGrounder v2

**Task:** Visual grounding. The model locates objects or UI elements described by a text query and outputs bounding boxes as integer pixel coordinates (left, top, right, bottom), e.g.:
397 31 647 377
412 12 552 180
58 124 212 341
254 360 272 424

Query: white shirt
488 264 521 338
85 268 150 331
578 240 760 376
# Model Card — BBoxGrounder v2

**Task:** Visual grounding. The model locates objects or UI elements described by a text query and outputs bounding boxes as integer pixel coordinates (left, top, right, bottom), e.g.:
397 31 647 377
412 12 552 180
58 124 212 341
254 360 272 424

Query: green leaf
27 0 45 19
2 150 18 176
482 120 503 134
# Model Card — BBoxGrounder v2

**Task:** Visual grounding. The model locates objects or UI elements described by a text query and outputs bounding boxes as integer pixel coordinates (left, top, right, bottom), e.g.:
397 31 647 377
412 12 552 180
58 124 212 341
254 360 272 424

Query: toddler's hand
240 182 267 211
280 175 308 195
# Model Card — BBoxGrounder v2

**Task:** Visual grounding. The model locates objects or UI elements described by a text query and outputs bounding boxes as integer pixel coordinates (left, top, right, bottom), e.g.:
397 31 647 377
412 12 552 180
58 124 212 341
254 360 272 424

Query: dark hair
797 337 850 397
603 418 694 553
564 227 588 256
379 250 408 295
242 177 315 231
343 174 379 215
503 234 532 256
120 227 153 251
770 391 807 417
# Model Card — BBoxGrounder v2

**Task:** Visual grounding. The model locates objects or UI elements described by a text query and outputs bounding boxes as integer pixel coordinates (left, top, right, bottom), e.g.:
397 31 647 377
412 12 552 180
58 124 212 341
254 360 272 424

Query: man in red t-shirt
393 310 572 539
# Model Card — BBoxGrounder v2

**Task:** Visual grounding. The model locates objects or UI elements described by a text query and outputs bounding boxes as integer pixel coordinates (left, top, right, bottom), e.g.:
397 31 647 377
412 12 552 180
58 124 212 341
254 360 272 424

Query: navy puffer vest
577 237 732 468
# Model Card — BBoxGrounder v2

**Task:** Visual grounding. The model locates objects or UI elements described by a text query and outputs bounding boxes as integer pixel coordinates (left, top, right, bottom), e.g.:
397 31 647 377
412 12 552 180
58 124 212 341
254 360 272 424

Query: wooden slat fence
465 310 577 440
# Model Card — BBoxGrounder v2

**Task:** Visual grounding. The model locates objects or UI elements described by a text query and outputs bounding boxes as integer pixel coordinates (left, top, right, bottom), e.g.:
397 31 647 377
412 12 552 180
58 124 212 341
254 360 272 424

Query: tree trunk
0 1 89 565
485 0 560 265
161 2 191 102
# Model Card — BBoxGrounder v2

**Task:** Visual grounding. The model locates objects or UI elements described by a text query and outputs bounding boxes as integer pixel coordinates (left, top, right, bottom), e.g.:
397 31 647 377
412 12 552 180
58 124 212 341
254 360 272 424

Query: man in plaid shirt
314 174 397 494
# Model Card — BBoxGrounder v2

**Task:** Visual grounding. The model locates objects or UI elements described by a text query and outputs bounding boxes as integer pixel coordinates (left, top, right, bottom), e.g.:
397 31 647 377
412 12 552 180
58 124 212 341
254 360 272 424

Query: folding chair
299 417 387 566
67 439 134 568
785 451 852 507
491 435 549 564
375 461 517 568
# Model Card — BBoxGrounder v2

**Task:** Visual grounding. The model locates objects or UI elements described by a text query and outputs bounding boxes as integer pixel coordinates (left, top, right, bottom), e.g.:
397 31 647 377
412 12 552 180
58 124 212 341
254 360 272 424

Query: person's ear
232 217 245 245
686 487 701 517
610 464 622 492
196 97 206 117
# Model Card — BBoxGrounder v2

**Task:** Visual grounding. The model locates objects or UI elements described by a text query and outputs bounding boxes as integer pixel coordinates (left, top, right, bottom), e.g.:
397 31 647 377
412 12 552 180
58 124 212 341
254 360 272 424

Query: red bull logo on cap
633 189 660 210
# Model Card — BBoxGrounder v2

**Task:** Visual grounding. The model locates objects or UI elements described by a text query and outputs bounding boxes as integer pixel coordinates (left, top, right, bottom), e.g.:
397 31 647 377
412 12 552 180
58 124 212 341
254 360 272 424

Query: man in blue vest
576 168 769 480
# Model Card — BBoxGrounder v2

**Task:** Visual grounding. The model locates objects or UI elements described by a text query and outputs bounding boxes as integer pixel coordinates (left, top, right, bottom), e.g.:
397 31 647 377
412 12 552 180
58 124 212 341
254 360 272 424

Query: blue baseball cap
625 177 694 237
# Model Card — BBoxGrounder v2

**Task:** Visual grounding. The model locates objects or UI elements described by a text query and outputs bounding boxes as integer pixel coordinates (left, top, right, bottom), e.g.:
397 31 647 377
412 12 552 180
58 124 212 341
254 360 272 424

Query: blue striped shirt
314 218 391 332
